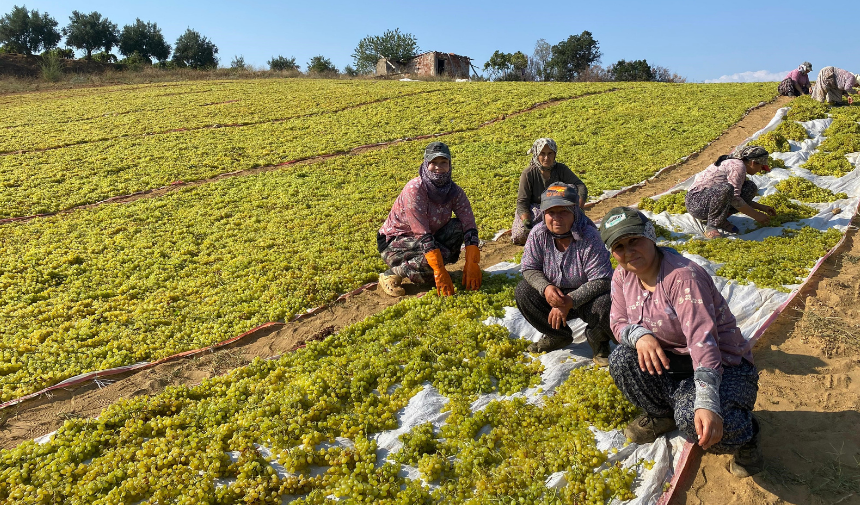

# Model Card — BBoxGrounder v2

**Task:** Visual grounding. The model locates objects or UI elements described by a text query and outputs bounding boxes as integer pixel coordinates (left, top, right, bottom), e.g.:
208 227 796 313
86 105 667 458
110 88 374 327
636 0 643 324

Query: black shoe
527 334 573 353
730 418 763 477
624 414 677 444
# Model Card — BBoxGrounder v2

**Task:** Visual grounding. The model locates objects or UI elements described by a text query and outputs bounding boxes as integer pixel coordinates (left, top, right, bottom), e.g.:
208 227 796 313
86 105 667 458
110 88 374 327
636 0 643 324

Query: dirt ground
5 94 858 503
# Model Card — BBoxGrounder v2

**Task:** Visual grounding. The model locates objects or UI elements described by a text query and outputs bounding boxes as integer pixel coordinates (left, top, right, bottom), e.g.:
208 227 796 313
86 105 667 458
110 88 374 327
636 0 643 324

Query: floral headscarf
799 62 812 73
730 145 770 166
527 138 558 170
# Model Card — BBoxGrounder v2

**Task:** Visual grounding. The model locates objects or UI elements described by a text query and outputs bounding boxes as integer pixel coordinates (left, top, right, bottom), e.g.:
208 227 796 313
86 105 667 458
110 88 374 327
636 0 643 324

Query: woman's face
537 145 556 169
544 206 575 235
427 156 450 175
744 159 769 175
611 235 658 274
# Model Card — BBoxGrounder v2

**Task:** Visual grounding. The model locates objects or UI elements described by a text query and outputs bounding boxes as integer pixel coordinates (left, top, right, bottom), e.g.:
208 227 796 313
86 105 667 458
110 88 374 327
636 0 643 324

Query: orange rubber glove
462 245 482 291
425 248 454 296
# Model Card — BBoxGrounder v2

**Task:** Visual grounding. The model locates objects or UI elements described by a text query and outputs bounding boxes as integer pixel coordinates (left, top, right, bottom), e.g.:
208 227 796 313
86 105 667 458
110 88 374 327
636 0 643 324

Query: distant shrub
268 55 298 71
39 50 62 81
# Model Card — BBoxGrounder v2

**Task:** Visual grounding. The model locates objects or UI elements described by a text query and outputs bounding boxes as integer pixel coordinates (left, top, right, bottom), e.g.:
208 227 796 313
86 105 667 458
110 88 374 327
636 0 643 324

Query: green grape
774 177 847 202
678 227 842 290
801 151 855 177
785 95 830 121
773 120 809 142
756 192 817 227
818 133 860 156
768 156 786 169
747 131 790 153
638 191 687 214
826 118 860 135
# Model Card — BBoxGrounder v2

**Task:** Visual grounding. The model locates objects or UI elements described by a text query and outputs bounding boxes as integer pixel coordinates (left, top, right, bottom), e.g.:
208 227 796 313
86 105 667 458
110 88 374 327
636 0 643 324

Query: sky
9 0 859 82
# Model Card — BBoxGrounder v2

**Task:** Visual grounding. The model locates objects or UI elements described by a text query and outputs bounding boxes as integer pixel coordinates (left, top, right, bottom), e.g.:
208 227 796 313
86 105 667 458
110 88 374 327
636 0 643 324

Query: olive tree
171 28 218 69
0 5 61 55
118 19 170 63
63 11 118 59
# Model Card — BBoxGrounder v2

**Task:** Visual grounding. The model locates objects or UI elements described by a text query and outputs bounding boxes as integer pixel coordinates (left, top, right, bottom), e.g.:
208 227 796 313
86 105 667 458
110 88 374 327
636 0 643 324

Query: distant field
0 80 776 401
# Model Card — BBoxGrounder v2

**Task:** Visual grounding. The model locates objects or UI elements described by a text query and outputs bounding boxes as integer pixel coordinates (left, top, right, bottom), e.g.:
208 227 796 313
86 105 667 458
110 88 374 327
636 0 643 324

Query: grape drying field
0 79 815 504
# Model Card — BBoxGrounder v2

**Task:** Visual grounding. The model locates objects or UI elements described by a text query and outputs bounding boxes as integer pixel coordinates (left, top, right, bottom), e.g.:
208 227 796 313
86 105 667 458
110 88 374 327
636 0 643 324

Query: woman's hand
694 409 724 450
635 334 670 375
548 307 569 330
751 209 772 224
544 285 569 308
753 203 777 217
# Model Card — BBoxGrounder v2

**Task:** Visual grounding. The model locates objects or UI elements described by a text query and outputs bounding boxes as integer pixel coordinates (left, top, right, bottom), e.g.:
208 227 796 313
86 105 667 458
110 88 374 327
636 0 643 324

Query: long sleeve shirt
688 159 748 209
516 162 587 217
379 177 478 244
609 248 753 415
521 220 613 296
786 69 810 91
835 68 858 93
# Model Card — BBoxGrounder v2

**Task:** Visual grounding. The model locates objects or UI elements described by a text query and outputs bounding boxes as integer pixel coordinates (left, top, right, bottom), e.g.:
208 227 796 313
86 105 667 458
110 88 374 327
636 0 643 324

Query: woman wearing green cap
599 207 762 477
514 183 614 362
511 138 588 245
684 146 776 239
377 141 482 297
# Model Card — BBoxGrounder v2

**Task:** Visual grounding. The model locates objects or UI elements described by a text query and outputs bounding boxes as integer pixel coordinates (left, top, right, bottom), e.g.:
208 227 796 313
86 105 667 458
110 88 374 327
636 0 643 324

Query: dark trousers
686 180 758 229
378 219 464 284
608 345 759 453
514 279 612 345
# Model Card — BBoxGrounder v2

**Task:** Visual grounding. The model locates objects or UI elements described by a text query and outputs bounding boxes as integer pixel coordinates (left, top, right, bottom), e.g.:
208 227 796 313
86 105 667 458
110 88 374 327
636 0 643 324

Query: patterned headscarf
418 160 455 204
730 145 770 166
799 62 812 73
527 138 558 170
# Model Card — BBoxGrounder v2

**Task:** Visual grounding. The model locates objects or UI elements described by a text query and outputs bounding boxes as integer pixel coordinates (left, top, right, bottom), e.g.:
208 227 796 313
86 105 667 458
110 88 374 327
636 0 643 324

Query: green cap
599 206 651 250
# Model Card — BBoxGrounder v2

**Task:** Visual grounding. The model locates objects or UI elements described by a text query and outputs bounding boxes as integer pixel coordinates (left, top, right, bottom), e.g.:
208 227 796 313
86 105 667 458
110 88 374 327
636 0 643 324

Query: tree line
483 32 685 82
1 7 683 81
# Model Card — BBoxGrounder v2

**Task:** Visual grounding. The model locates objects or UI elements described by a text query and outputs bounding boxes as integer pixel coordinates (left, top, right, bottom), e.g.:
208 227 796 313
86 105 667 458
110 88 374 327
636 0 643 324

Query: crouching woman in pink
599 207 763 477
377 141 482 297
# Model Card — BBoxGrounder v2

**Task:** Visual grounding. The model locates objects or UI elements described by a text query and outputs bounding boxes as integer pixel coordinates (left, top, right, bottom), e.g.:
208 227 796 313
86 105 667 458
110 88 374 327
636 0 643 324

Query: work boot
730 418 764 477
527 334 573 353
378 270 405 297
624 414 677 444
586 327 612 366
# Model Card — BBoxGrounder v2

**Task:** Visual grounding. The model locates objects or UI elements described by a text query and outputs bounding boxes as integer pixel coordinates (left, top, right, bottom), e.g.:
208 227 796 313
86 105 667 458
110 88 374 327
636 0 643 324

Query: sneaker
378 271 405 297
527 334 573 353
624 414 677 444
730 419 763 477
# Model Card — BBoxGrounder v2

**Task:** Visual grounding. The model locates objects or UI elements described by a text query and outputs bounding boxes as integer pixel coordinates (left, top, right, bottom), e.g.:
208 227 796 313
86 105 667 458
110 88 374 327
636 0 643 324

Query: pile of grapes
638 191 687 214
755 192 818 228
678 227 842 290
0 274 643 504
774 177 847 202
784 95 830 121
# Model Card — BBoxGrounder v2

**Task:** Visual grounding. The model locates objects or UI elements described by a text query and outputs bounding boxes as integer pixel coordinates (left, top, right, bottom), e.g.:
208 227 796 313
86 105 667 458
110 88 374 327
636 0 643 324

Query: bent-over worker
778 62 812 96
811 66 859 105
684 146 775 239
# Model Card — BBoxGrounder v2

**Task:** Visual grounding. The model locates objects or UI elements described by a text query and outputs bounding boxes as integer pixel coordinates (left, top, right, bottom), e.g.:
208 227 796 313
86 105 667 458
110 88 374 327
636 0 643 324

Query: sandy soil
672 215 860 505
10 95 859 505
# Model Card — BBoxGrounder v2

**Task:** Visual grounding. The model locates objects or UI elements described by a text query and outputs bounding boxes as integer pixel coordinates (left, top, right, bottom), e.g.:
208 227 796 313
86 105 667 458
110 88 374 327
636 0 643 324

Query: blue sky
12 0 859 82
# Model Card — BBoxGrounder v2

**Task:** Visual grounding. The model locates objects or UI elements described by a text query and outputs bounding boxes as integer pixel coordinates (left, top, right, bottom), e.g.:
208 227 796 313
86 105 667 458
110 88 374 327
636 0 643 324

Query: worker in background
511 138 588 245
684 146 776 239
377 141 482 297
811 66 860 105
778 62 812 96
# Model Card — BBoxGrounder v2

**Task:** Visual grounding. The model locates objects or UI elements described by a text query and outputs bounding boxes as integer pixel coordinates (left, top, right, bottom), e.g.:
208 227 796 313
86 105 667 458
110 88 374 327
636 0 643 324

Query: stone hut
376 51 471 79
